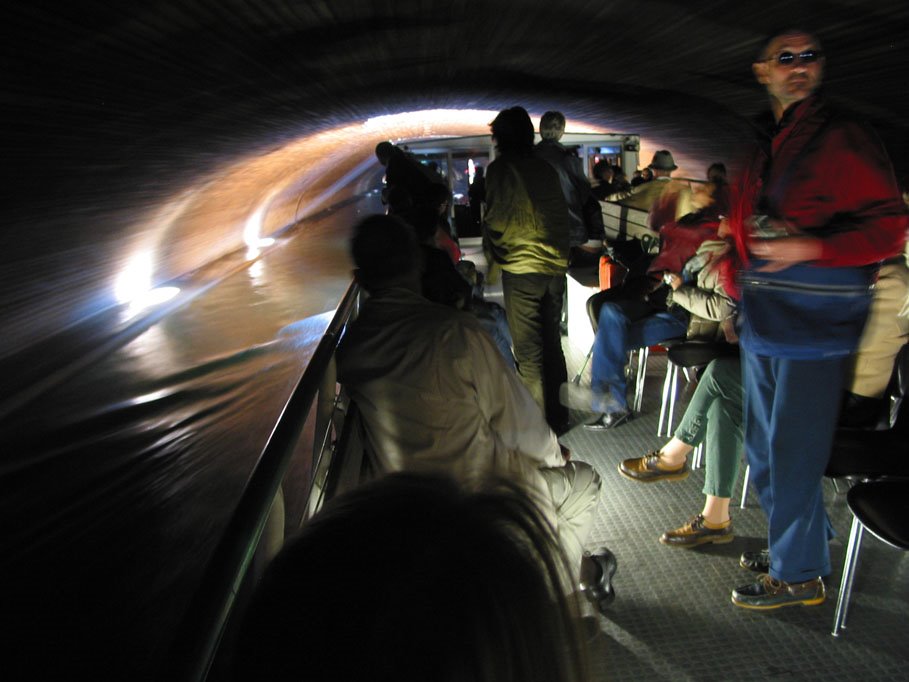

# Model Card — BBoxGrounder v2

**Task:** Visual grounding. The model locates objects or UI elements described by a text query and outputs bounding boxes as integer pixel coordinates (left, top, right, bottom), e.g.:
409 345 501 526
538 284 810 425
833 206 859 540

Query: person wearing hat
616 149 693 231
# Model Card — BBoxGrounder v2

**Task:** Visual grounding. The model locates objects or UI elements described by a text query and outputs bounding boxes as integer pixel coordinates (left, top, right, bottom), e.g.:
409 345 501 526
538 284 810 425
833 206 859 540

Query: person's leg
655 358 743 543
762 357 844 584
472 301 515 369
502 272 546 409
539 462 602 587
590 301 633 410
590 298 655 410
741 350 775 526
733 354 844 609
701 356 744 502
541 274 570 431
701 496 731 525
847 262 909 398
624 310 688 352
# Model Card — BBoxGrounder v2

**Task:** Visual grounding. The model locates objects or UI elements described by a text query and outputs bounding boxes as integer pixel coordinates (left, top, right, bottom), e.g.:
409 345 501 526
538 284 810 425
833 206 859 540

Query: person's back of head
375 141 396 166
490 106 535 156
707 162 727 185
350 214 420 291
539 111 566 142
400 203 442 244
648 150 677 178
232 473 588 682
592 159 612 183
425 182 452 213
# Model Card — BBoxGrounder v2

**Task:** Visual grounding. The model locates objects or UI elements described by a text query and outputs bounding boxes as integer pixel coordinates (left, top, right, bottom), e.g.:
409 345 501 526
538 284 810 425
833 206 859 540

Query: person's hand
663 272 683 290
750 236 823 272
560 443 571 462
721 317 739 344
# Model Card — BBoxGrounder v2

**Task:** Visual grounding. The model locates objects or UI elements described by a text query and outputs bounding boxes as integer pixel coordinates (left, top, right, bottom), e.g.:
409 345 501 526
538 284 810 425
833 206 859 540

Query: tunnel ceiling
3 0 909 358
10 0 909 185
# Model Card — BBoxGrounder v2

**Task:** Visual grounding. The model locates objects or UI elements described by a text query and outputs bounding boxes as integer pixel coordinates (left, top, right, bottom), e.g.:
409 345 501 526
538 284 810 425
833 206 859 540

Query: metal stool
832 479 909 636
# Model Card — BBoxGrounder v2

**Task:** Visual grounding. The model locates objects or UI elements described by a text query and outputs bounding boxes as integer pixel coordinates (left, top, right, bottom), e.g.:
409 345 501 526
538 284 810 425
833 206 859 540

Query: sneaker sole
660 532 735 548
730 594 825 610
617 464 689 483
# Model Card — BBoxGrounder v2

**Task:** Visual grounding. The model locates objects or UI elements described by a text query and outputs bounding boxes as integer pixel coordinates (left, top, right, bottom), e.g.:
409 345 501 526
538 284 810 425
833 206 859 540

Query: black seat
831 478 909 636
825 343 909 480
666 339 739 370
825 343 909 636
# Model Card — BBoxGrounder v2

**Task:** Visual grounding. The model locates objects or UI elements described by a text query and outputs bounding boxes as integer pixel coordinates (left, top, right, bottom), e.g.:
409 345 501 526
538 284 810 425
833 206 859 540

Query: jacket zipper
741 278 873 297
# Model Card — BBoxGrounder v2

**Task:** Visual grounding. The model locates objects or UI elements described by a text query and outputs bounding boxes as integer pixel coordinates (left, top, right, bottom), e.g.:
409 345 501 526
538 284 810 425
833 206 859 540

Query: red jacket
732 96 907 267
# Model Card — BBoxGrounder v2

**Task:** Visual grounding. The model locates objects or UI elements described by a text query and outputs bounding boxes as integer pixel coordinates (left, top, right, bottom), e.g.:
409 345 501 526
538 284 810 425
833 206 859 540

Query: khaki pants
849 261 909 398
539 461 602 589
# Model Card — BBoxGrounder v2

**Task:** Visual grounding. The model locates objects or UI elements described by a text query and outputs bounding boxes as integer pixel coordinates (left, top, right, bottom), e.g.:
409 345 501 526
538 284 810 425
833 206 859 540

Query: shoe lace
643 450 661 465
680 514 705 532
760 574 784 594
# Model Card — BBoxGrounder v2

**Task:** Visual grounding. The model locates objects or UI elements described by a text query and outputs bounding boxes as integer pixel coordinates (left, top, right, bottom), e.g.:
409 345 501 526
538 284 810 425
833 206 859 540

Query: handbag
739 261 875 359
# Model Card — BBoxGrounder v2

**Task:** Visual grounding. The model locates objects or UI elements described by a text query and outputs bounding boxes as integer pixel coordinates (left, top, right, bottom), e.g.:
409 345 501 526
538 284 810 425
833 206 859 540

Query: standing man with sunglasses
729 29 906 609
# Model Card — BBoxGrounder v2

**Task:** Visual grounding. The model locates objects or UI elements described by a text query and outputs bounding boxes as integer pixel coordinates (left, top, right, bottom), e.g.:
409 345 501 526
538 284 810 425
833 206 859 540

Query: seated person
840 247 909 427
336 215 615 608
591 160 615 201
561 199 726 430
232 473 591 682
401 203 472 311
619 242 907 558
616 150 692 232
425 182 462 264
620 349 744 548
616 240 741 550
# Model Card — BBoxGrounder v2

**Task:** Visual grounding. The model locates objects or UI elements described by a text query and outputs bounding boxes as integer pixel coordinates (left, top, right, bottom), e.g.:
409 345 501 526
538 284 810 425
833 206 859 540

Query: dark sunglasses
768 49 823 67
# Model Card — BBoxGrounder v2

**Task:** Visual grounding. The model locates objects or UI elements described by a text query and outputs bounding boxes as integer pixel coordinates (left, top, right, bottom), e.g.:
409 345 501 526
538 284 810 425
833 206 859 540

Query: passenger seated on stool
619 234 743 546
620 352 743 548
561 215 729 430
839 247 909 427
232 473 591 682
336 214 615 613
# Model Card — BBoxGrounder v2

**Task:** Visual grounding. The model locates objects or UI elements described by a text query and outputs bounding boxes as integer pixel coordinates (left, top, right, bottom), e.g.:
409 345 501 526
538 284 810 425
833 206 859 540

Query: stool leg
657 361 679 436
633 347 649 412
573 346 593 385
739 463 750 508
832 515 865 636
692 443 703 469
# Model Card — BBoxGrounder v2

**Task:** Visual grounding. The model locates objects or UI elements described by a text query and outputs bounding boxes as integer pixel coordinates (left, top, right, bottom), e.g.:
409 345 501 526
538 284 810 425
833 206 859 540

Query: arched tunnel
3 2 908 680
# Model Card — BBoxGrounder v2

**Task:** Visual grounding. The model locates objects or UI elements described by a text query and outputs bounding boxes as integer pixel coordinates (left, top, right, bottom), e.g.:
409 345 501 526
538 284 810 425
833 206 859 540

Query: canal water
1 192 385 681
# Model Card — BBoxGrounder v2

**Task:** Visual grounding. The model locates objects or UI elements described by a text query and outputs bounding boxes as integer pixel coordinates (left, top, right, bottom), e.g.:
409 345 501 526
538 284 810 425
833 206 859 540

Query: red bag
599 255 626 290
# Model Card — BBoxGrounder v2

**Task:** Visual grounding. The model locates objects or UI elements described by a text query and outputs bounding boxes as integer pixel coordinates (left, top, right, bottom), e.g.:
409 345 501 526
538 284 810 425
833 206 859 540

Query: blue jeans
742 351 842 583
590 298 687 411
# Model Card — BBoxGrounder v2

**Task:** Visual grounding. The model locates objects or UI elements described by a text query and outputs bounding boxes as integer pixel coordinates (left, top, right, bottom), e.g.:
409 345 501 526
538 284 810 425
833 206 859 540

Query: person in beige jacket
337 214 614 608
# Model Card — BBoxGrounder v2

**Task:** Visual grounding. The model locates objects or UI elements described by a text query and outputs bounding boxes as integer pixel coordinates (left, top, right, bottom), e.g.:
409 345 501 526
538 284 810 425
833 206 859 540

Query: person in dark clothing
468 165 486 228
484 106 571 433
404 204 472 310
376 141 446 208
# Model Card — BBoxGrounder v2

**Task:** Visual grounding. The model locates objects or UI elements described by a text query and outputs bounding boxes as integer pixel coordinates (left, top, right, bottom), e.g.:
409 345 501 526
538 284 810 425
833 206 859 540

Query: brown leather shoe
618 451 689 482
660 514 734 547
732 574 826 610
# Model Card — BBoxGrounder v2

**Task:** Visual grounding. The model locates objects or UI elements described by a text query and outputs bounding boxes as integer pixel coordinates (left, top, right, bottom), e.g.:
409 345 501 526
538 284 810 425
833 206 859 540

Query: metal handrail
163 280 361 682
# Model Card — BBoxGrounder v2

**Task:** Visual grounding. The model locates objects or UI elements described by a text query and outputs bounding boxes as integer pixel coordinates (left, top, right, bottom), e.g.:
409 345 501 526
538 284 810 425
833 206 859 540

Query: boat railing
163 280 364 682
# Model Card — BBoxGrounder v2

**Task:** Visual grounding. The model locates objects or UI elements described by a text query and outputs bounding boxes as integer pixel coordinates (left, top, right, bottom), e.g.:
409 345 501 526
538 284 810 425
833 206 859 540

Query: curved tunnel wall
6 1 909 366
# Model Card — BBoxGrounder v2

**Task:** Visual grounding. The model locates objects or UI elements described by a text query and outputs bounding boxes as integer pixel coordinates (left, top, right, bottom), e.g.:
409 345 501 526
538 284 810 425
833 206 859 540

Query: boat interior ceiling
5 1 909 362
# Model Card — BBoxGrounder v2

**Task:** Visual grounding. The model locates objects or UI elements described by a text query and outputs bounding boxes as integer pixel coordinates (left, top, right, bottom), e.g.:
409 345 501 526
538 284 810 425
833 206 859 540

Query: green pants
673 356 744 499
